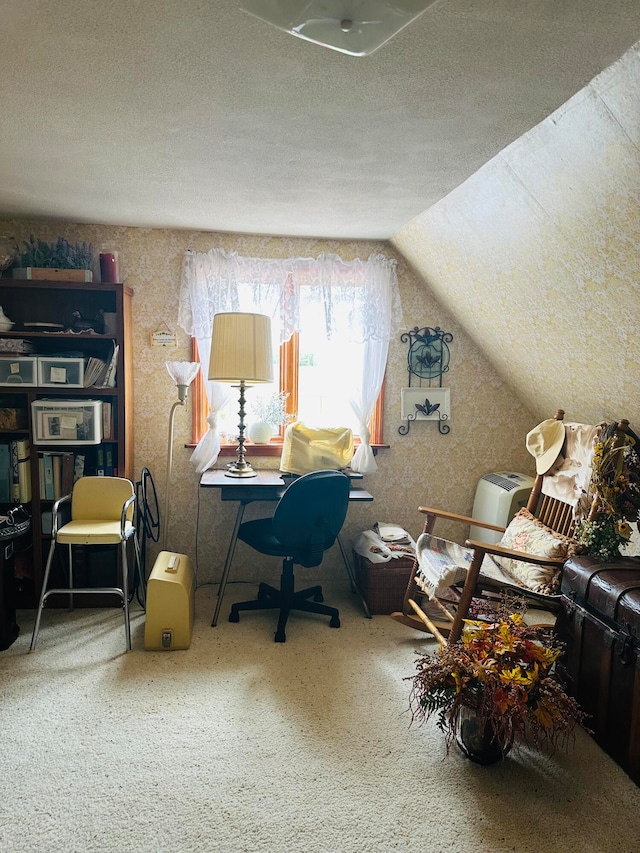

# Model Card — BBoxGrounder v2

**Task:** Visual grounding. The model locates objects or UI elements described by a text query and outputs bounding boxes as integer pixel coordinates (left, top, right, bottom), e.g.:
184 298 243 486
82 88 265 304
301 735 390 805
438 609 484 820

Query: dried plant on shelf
14 235 93 270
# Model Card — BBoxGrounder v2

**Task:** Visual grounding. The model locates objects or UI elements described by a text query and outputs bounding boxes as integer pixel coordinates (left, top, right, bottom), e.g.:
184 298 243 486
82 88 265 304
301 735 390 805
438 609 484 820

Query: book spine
61 452 74 496
102 402 112 440
0 443 10 502
73 454 85 483
52 454 62 499
18 458 31 503
38 454 45 499
16 438 31 503
105 446 114 476
9 440 19 501
43 453 54 500
96 446 105 476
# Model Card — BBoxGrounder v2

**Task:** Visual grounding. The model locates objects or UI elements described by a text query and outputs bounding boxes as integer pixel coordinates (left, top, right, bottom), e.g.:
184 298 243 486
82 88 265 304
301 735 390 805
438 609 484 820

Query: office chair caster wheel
229 608 240 623
330 615 340 628
275 629 286 643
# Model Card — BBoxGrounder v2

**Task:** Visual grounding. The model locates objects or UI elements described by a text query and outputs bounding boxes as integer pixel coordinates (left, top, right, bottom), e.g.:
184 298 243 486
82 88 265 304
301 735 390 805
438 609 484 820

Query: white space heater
469 471 535 545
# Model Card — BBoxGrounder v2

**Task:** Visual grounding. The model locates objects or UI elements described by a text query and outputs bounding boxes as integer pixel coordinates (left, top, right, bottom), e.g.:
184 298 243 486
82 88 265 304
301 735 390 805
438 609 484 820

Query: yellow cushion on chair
57 519 134 545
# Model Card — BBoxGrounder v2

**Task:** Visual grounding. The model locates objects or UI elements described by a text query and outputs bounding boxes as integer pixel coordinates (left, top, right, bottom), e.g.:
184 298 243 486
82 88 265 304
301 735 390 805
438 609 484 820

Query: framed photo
42 411 81 440
401 387 450 421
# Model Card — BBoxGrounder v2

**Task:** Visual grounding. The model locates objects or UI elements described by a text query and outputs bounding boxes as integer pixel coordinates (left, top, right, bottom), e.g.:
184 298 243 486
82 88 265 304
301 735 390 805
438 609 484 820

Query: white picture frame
401 387 450 421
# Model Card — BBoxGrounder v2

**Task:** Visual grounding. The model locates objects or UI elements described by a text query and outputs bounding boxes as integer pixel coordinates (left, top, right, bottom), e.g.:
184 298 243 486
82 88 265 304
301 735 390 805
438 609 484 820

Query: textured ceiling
2 1 640 240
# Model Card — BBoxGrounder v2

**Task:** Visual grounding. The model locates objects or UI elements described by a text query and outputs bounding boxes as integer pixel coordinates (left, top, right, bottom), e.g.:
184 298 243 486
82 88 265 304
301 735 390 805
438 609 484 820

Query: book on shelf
39 451 86 499
9 440 19 501
96 446 105 476
39 454 45 499
42 452 54 500
94 343 118 388
0 443 10 502
52 454 62 499
83 356 108 387
61 452 74 496
15 439 31 503
105 446 114 476
102 402 113 440
74 454 85 483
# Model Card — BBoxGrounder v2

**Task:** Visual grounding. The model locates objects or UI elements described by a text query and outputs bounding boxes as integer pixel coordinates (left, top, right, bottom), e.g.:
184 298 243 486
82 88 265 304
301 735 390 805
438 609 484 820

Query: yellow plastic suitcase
144 551 195 650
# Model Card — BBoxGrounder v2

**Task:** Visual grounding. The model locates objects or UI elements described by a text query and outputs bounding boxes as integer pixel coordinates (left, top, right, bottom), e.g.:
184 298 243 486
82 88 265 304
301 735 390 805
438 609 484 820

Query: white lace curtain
178 248 403 473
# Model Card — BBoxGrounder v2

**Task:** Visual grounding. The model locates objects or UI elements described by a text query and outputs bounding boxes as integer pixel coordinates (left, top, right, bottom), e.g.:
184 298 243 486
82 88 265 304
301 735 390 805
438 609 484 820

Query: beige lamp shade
208 312 273 384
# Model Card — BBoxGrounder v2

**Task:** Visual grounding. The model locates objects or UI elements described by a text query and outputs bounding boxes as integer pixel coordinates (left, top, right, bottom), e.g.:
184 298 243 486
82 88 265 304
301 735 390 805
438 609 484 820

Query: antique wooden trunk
556 555 640 785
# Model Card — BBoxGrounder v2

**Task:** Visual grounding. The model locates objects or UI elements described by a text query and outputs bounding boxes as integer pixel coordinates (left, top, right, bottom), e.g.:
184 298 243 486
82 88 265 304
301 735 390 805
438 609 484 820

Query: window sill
185 442 388 456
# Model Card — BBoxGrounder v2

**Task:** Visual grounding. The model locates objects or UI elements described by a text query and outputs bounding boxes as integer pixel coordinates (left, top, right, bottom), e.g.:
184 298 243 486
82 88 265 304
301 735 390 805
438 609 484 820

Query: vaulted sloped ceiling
1 1 640 239
392 44 640 427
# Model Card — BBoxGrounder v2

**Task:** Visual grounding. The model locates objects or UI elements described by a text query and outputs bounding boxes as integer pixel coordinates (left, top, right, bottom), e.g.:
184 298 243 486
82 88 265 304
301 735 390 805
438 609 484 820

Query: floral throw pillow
492 508 577 595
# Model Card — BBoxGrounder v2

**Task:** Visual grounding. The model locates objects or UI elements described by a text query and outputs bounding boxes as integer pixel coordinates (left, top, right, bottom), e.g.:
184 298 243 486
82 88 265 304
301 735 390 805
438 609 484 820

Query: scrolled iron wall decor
398 326 452 436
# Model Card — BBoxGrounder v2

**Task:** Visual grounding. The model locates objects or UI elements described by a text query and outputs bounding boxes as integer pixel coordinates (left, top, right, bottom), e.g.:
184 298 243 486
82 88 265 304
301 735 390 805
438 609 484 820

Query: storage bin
353 551 416 615
31 399 103 445
0 356 37 387
38 356 85 388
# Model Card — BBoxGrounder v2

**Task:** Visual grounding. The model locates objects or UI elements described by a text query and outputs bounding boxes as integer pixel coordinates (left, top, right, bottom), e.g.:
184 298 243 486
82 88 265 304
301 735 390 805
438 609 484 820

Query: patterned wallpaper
0 222 535 587
392 43 640 432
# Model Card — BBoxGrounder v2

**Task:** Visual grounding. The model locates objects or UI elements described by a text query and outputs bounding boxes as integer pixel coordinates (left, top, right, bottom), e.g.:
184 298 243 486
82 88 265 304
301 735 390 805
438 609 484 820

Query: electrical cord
130 467 159 606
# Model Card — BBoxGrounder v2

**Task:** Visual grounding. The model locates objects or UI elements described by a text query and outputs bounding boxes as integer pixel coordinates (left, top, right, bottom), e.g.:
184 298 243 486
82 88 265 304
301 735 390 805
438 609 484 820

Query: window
191 332 385 454
179 248 401 473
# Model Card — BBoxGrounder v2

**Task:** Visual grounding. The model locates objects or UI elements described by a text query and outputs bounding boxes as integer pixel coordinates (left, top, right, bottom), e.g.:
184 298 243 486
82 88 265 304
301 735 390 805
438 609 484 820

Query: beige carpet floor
2 581 640 853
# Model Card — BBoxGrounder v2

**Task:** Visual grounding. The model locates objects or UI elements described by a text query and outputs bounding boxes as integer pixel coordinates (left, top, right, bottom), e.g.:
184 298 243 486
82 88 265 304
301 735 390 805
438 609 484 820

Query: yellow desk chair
30 476 143 652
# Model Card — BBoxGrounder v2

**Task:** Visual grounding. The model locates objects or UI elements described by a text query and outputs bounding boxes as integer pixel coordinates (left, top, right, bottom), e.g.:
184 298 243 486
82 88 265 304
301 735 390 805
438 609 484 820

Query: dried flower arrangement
575 422 640 560
408 598 589 760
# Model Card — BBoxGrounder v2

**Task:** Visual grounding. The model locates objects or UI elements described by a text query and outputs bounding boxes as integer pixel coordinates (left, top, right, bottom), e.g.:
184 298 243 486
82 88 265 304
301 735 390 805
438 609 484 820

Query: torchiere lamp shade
208 312 273 384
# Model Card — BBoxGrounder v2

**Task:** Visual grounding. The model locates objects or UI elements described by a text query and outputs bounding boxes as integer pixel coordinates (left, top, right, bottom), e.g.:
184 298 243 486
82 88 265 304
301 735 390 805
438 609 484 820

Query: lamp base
225 459 257 478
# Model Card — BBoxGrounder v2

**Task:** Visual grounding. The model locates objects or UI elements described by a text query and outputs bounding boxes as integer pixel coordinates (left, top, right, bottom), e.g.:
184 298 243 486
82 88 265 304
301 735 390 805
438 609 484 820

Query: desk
200 468 373 626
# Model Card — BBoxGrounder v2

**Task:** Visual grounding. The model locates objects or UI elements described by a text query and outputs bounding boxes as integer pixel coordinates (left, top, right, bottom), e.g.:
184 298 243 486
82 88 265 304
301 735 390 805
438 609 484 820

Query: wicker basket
353 551 416 615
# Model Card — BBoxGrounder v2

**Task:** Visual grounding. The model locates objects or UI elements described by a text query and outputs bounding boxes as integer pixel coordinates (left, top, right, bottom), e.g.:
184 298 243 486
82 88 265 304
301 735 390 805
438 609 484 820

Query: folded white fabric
376 523 411 543
416 533 471 599
352 527 416 564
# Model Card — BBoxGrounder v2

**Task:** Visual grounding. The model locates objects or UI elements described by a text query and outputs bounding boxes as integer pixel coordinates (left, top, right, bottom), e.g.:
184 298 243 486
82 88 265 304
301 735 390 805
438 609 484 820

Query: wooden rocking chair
391 410 631 645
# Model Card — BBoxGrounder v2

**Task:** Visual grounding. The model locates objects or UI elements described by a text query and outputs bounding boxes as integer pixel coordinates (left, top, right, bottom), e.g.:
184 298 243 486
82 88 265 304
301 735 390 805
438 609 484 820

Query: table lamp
163 360 201 549
209 312 273 478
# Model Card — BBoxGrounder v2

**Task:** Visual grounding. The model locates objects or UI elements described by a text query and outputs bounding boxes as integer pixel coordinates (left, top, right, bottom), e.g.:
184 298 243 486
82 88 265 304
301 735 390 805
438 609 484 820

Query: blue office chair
229 469 350 642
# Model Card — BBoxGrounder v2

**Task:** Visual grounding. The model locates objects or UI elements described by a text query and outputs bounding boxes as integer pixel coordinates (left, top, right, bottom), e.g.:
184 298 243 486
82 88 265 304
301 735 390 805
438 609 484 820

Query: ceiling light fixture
240 0 437 57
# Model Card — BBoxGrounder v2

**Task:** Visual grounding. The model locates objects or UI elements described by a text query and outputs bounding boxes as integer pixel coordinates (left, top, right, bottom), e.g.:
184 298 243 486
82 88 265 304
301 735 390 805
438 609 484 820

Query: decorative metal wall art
398 326 453 436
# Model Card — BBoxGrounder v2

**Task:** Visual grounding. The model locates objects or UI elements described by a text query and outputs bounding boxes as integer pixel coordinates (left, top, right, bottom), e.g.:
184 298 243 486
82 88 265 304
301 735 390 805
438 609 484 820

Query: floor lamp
163 360 201 550
208 312 273 478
